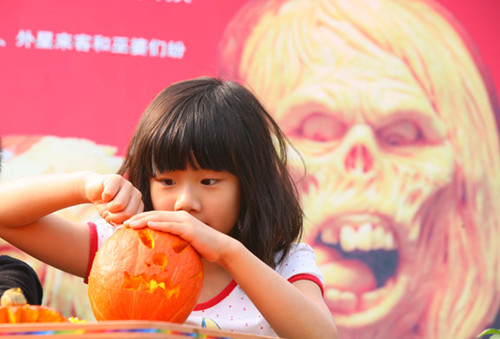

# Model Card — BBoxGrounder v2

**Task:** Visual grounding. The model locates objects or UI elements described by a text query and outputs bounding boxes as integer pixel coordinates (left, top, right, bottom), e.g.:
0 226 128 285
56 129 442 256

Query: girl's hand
84 173 144 225
124 210 235 263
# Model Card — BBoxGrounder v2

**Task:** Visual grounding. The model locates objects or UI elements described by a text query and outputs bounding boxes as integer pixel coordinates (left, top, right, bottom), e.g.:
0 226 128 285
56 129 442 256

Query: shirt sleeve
84 218 116 284
275 243 325 294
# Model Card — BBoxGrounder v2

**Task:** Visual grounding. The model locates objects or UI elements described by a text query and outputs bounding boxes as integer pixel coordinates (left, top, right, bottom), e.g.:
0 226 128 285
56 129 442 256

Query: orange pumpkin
0 288 67 323
88 227 204 323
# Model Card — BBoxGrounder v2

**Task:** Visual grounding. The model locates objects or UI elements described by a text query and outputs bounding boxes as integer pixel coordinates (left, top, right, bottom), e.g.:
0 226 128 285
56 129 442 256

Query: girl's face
149 166 241 234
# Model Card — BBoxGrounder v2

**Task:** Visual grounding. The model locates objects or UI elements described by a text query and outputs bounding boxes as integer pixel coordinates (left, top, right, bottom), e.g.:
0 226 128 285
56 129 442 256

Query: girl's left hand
84 172 144 225
123 211 235 263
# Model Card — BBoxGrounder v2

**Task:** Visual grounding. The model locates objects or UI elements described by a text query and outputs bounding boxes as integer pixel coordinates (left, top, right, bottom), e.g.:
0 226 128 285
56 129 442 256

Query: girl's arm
219 239 337 339
125 211 337 339
0 172 143 277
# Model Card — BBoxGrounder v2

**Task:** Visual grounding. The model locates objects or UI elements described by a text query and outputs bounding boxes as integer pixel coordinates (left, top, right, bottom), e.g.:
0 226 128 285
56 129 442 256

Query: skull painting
219 0 500 338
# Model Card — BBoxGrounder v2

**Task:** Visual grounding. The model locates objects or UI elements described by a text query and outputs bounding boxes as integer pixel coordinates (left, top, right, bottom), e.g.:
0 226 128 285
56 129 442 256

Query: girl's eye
201 179 217 186
160 179 175 186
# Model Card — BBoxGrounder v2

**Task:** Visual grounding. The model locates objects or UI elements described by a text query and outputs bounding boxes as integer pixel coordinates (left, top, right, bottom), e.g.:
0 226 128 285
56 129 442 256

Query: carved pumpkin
0 288 67 323
88 227 204 323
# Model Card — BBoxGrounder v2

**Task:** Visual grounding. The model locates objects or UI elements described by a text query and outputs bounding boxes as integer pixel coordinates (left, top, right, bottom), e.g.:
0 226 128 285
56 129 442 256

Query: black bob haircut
119 77 304 268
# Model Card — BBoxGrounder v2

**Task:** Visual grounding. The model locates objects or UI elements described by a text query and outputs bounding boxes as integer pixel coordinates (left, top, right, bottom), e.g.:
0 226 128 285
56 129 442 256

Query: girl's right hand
83 173 144 225
123 210 236 264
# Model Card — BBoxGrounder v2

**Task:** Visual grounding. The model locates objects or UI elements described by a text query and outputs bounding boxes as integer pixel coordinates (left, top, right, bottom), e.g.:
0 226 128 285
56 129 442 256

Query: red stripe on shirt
193 280 238 311
193 273 324 311
289 273 325 296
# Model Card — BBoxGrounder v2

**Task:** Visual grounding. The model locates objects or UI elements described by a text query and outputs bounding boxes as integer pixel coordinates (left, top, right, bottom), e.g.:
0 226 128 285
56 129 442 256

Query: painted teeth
321 223 396 252
325 278 394 312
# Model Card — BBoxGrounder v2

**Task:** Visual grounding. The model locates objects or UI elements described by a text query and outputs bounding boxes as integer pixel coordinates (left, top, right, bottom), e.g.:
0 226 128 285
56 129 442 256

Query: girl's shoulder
284 242 316 259
276 242 316 262
274 243 324 283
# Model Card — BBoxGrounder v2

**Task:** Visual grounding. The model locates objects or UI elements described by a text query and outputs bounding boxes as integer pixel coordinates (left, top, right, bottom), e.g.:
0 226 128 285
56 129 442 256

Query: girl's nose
174 185 201 212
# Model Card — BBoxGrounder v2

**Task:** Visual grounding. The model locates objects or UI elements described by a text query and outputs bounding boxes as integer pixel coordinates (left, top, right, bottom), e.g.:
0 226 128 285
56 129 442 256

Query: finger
124 211 178 224
123 217 149 229
107 196 143 223
106 212 133 226
123 212 176 228
106 183 138 213
100 175 123 203
95 205 109 220
128 195 144 215
123 211 157 224
107 200 144 225
147 221 184 236
123 211 156 224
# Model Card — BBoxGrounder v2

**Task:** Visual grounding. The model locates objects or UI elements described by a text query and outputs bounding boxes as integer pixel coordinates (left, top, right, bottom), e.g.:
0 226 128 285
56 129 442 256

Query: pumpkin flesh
0 305 67 323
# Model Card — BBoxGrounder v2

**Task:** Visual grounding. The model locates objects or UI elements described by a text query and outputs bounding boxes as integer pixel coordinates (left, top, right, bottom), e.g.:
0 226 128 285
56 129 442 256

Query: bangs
149 96 241 176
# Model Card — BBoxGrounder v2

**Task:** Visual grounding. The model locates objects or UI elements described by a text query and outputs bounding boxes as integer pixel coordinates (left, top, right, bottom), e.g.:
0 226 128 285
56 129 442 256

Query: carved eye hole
289 112 345 142
378 120 422 146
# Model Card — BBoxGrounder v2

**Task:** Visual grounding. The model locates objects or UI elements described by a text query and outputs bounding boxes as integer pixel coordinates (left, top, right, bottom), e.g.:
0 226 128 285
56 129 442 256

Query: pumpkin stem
1 287 28 307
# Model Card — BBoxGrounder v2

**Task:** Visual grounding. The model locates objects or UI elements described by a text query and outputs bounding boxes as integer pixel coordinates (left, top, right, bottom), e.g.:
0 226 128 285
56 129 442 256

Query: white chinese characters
14 29 186 59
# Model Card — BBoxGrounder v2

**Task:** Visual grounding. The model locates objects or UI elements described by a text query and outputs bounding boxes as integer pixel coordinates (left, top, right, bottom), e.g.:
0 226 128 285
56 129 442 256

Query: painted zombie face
270 44 456 334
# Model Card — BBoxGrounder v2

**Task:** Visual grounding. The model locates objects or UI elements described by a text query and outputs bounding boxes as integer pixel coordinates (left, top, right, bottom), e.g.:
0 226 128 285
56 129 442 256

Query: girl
0 77 337 338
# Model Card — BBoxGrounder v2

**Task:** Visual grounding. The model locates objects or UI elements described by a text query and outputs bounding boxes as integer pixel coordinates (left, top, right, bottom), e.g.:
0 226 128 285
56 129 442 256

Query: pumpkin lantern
0 288 67 323
88 227 203 323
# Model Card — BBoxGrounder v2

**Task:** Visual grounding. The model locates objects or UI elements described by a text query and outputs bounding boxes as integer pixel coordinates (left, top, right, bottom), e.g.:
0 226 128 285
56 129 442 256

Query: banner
1 1 499 338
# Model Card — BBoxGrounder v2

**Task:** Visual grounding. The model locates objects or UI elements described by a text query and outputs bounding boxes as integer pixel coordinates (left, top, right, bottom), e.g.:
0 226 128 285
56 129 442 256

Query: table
0 321 276 338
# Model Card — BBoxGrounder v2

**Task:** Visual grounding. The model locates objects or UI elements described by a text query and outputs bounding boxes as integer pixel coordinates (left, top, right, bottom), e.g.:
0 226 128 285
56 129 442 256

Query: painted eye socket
289 112 345 142
378 121 422 146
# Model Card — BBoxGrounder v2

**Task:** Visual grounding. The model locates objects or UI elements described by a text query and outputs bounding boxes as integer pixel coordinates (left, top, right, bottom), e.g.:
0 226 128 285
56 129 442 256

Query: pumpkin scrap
88 227 204 323
0 288 67 323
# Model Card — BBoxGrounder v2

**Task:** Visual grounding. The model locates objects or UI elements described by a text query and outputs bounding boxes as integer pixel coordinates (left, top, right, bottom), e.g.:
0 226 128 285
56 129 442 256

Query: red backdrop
0 0 249 154
1 1 500 337
0 0 498 155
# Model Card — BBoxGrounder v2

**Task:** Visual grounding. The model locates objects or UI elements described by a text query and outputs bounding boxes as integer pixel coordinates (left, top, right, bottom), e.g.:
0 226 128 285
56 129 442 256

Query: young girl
0 77 337 338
